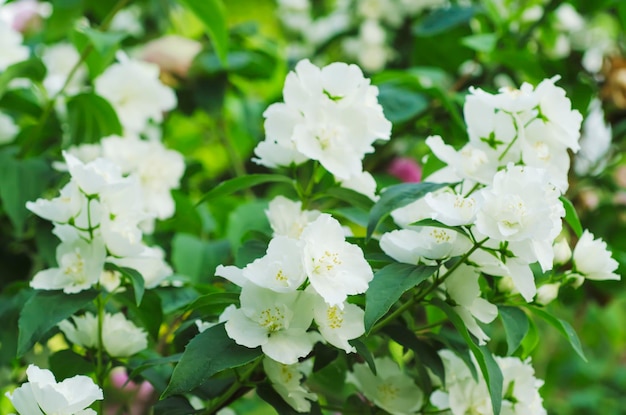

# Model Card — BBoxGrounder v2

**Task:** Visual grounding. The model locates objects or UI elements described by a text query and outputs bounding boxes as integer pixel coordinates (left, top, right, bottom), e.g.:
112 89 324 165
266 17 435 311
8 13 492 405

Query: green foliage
178 0 228 63
162 323 262 397
498 306 530 356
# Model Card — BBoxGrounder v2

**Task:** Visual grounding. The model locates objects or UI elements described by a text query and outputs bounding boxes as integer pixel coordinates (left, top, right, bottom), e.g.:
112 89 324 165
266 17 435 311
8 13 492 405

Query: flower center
326 306 344 329
258 307 286 332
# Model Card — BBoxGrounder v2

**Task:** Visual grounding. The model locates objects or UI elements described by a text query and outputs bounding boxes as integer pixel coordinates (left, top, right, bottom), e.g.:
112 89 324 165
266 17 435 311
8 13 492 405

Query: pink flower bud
388 157 422 182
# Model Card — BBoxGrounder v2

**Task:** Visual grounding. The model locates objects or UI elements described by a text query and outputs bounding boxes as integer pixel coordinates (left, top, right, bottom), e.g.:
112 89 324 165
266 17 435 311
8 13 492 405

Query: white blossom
30 236 106 294
265 195 321 239
425 190 480 226
6 364 103 415
300 214 373 306
26 181 84 224
0 20 29 71
348 356 424 415
575 98 612 176
254 59 391 180
263 358 317 413
59 312 148 357
108 245 173 288
571 230 620 281
380 228 472 265
95 55 176 134
41 43 86 96
222 285 317 364
0 111 18 144
311 291 364 353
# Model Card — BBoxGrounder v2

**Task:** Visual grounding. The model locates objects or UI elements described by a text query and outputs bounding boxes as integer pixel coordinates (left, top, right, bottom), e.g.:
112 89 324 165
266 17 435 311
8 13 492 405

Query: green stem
201 357 263 414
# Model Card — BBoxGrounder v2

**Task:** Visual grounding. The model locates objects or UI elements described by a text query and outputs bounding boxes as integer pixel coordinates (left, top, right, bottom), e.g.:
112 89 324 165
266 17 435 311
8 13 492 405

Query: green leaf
413 6 480 37
520 315 539 358
432 298 503 415
162 323 262 397
172 234 230 283
118 290 163 341
560 196 583 237
17 289 99 357
66 93 122 145
384 324 445 385
49 349 95 380
322 187 375 212
0 58 47 99
529 306 587 361
129 353 183 380
461 33 498 52
257 383 323 415
106 263 145 306
498 306 529 355
365 263 436 333
81 27 127 55
178 0 228 64
197 174 293 205
184 292 240 316
349 338 377 375
153 396 201 415
377 84 429 123
0 152 52 236
367 182 450 239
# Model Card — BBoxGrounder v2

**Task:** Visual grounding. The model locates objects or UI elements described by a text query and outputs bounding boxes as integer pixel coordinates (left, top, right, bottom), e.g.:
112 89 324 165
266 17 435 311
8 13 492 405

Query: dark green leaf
155 286 200 314
153 396 201 415
227 201 272 252
322 187 375 212
432 298 503 415
66 93 122 144
106 263 144 306
560 196 583 237
162 323 262 397
377 84 429 123
384 325 445 385
17 289 99 357
367 182 450 239
312 343 339 373
0 59 46 99
172 234 230 283
49 349 95 380
178 0 228 64
519 314 539 358
498 306 529 355
0 150 52 237
184 292 240 316
196 174 292 205
529 306 587 361
365 263 436 333
414 6 480 37
349 338 376 375
117 290 163 341
129 353 182 380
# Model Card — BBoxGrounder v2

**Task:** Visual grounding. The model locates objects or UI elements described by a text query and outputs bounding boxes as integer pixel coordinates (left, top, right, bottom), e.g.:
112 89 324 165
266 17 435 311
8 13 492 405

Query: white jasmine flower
108 245 173 288
552 237 572 265
222 285 317 364
254 59 391 180
425 190 480 226
6 364 103 415
265 196 321 239
59 312 148 357
575 98 612 176
64 151 125 196
571 230 620 281
443 264 498 345
426 136 496 184
311 292 364 353
380 228 472 265
95 55 177 134
101 135 185 220
0 111 18 144
241 236 306 292
26 181 84 224
300 214 373 306
497 356 547 415
263 358 317 413
389 196 433 229
30 237 106 294
339 170 379 201
0 20 29 71
474 165 564 271
41 43 86 96
348 356 424 415
536 282 560 305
